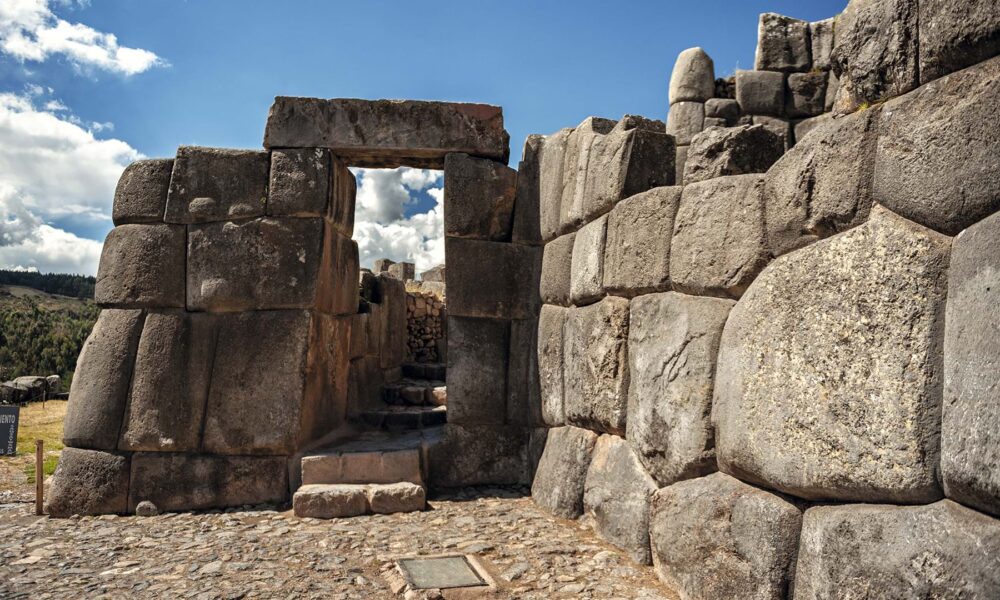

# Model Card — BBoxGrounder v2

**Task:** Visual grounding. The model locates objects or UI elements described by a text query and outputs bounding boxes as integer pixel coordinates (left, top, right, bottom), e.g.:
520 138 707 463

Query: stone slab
531 426 598 519
267 147 330 217
302 447 423 485
445 237 540 320
735 70 785 117
293 484 368 519
164 147 268 224
602 186 680 297
444 152 516 241
537 305 568 427
683 125 783 185
112 158 172 225
95 224 186 308
755 13 812 72
446 316 509 425
367 482 426 514
539 232 575 306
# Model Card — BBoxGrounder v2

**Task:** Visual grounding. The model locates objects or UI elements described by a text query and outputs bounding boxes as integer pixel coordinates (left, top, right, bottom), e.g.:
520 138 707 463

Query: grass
14 400 67 483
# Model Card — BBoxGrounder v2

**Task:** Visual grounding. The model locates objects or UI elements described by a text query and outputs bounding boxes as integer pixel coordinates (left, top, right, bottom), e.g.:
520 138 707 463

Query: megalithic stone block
263 97 510 169
785 72 828 118
704 98 740 124
669 47 715 104
427 424 530 487
538 128 572 242
164 146 269 224
531 426 598 519
45 448 131 517
569 214 607 306
444 153 517 241
318 226 360 316
328 156 356 237
918 0 1000 84
755 13 812 73
446 316 509 425
95 224 186 308
537 305 568 426
511 135 543 245
445 237 540 320
387 261 415 281
666 101 704 145
112 158 173 225
810 18 835 70
267 147 330 218
683 125 783 185
539 232 575 306
735 70 785 117
376 273 407 369
63 309 145 450
559 117 616 233
507 317 542 426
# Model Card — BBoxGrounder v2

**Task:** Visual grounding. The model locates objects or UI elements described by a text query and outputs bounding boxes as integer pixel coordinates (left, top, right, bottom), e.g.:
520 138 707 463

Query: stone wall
404 285 446 363
530 2 1000 598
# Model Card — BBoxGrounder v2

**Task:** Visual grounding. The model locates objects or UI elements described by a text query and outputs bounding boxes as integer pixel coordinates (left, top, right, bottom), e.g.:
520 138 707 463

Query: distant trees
0 270 96 299
0 296 99 387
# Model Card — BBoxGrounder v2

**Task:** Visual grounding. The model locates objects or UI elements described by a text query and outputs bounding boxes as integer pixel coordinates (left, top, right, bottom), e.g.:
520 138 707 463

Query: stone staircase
292 362 446 519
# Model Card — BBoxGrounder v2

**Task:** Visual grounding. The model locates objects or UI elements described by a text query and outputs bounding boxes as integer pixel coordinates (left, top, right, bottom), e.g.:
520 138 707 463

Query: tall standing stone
669 48 715 104
564 297 630 435
512 135 543 245
539 129 572 242
809 18 835 71
602 186 680 297
540 232 575 306
531 426 598 519
569 215 607 305
666 102 704 145
538 305 568 426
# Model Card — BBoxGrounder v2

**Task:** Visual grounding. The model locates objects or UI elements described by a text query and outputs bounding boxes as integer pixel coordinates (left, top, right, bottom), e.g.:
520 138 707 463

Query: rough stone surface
119 311 216 452
942 211 1000 517
328 157 356 236
164 147 269 224
428 425 529 487
750 116 791 149
558 117 616 233
674 146 687 185
367 482 426 514
583 435 657 565
318 228 360 316
650 473 802 600
603 187 680 297
376 273 407 369
824 70 839 112
112 159 173 225
764 108 879 257
564 297 630 436
755 13 812 73
445 237 540 319
538 305 568 427
444 152 516 241
874 56 1000 235
531 426 598 519
292 484 368 519
627 292 733 487
95 224 186 308
830 0 919 112
512 134 543 245
186 217 325 312
665 102 704 145
540 232 575 306
569 215 607 305
735 70 785 116
267 148 330 217
669 174 769 299
919 0 1000 84
785 72 827 118
63 309 145 450
538 128 572 242
129 453 289 512
669 47 715 103
134 500 159 517
264 97 510 168
794 501 1000 599
703 98 740 124
683 125 783 185
792 112 833 143
714 207 951 503
45 449 130 517
810 18 835 70
507 318 543 427
446 316 509 425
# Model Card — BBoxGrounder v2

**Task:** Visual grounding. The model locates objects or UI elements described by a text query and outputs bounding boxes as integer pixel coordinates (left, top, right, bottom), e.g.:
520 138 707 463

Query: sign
0 405 19 455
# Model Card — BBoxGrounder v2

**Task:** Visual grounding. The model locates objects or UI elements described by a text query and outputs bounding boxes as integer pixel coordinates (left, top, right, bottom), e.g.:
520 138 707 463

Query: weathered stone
387 261 414 282
427 425 529 487
569 215 607 305
683 125 783 185
735 70 785 117
119 311 216 452
627 292 732 486
714 207 950 503
376 273 407 369
134 500 159 517
830 0 919 112
538 128 572 242
303 447 423 486
874 56 1000 235
559 117 617 233
824 70 839 112
785 72 827 118
810 18 835 70
130 453 288 512
507 318 542 426
112 158 172 225
792 112 833 143
666 101 704 145
263 97 510 168
512 135 543 245
95 224 185 308
564 297 629 435
531 426 598 519
446 316 509 425
367 482 426 514
669 47 715 103
602 186 680 297
347 313 367 359
702 117 726 129
794 501 1000 598
750 115 791 149
373 258 395 274
328 156 356 236
164 147 268 224
45 448 130 517
187 217 324 312
650 473 802 600
267 148 329 217
63 310 145 450
348 355 384 413
293 484 364 518
764 108 879 257
584 435 657 565
538 305 568 427
755 13 812 73
704 98 740 124
445 237 540 320
942 212 1000 516
444 152 516 241
540 232 575 306
919 0 1000 84
419 264 446 283
674 145 688 185
669 174 769 299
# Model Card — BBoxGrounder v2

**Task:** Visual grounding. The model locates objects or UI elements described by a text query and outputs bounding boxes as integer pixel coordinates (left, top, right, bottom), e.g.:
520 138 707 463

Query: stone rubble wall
404 286 446 364
530 2 1000 598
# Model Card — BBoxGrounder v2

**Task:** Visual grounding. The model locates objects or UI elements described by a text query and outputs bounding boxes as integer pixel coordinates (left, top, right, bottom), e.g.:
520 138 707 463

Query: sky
0 0 845 275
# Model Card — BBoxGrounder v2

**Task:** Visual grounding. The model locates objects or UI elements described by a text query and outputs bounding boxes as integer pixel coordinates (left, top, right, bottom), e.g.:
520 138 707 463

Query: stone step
383 378 447 406
360 405 447 431
293 482 426 519
402 362 446 380
301 426 444 486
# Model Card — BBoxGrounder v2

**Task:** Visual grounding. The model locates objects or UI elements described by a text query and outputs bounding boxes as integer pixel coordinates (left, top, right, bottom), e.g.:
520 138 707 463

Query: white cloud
0 0 165 76
0 222 102 276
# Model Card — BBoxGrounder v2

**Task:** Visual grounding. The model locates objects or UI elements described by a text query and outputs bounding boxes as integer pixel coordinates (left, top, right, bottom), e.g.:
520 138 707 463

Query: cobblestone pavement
0 487 678 599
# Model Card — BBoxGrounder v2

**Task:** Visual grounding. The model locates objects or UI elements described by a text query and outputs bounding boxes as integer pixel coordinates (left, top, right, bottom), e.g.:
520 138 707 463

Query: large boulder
583 435 658 565
650 473 802 600
755 13 812 73
602 186 680 297
95 224 186 308
627 292 733 486
873 56 1000 235
445 237 540 320
559 117 616 233
735 70 785 117
444 153 516 241
63 310 145 450
112 158 173 225
785 72 828 118
564 297 630 436
942 211 1000 516
569 214 607 305
794 501 1000 598
669 47 715 103
447 316 509 426
376 273 407 369
919 0 1000 84
537 305 568 426
164 147 269 224
266 148 330 217
531 426 598 519
538 128 572 242
539 232 575 306
669 174 769 299
666 102 704 145
714 207 951 503
683 125 783 185
45 448 131 517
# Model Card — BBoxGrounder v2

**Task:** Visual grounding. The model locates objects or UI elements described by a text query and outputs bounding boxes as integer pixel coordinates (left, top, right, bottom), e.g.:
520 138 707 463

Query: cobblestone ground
0 487 677 599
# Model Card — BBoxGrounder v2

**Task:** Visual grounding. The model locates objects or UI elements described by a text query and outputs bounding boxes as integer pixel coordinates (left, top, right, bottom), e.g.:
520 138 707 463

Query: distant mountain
0 270 95 300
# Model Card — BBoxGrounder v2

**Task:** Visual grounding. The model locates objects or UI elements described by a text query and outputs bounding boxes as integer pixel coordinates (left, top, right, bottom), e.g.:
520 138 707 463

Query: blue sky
0 0 845 275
